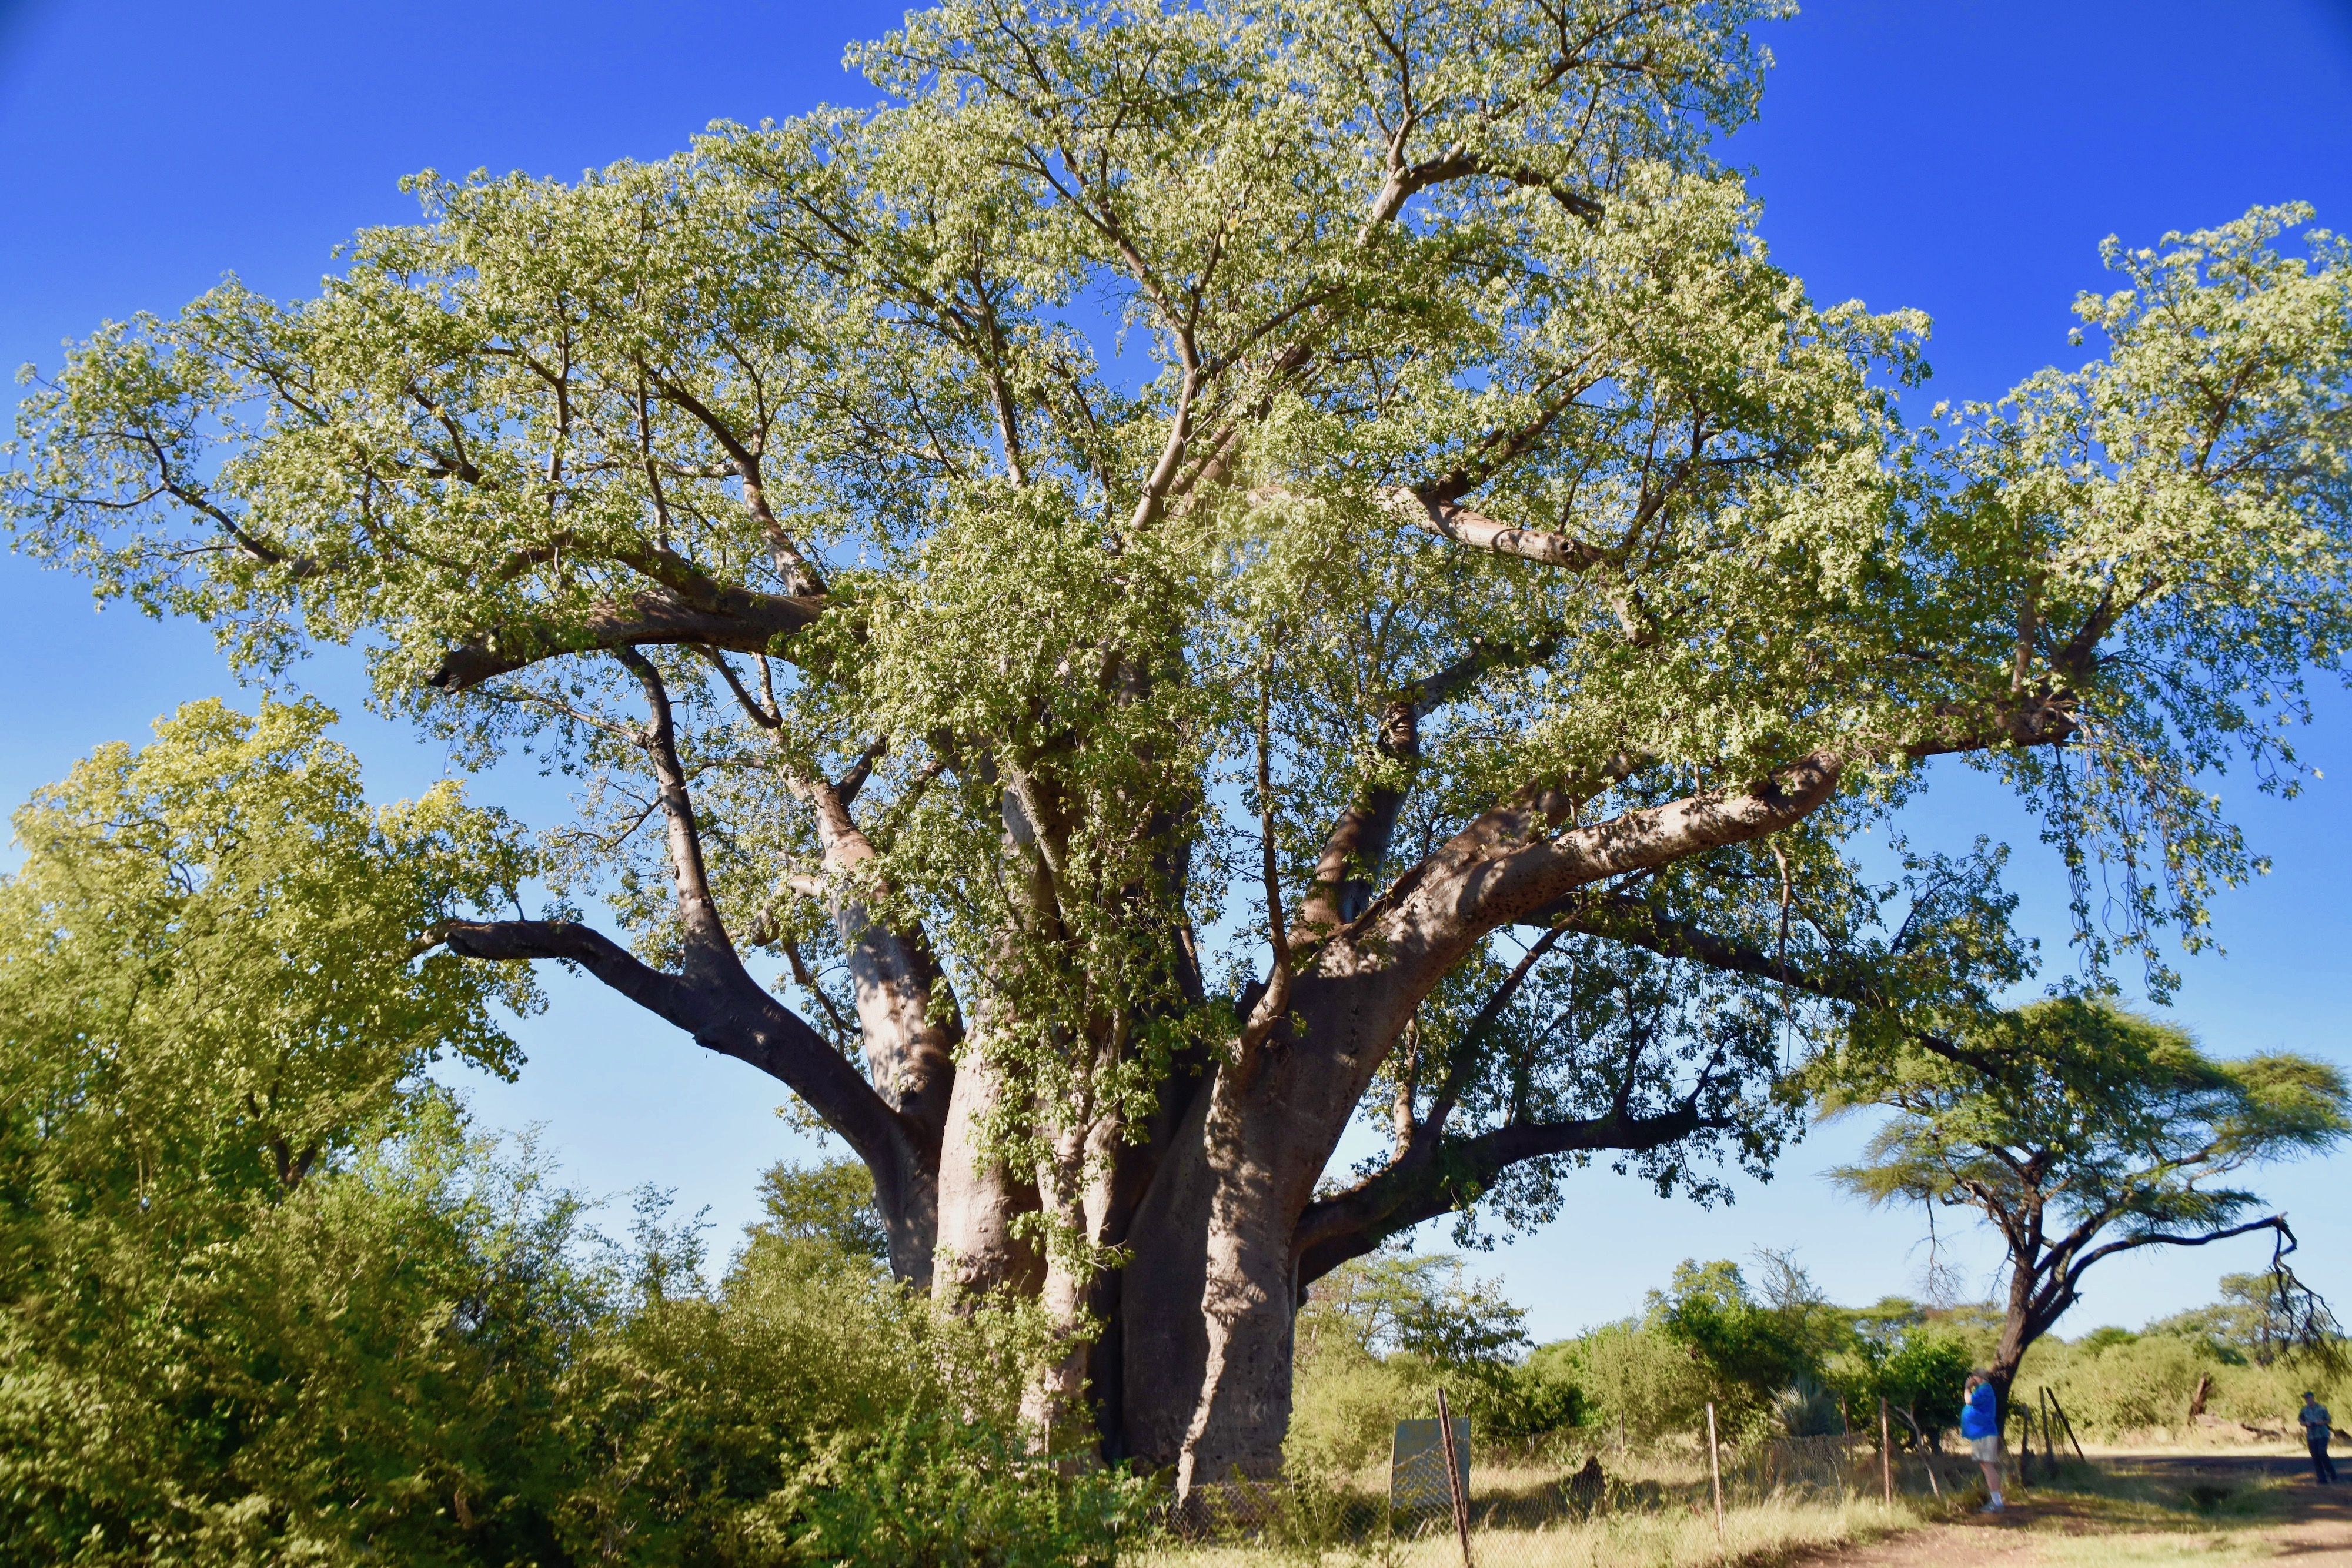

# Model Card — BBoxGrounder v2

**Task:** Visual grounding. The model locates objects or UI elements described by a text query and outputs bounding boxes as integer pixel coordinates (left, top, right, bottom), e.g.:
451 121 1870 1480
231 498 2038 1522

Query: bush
1286 1246 1585 1478
0 1099 602 1566
1563 1320 1710 1445
792 1411 1146 1568
2013 1330 2348 1441
550 1230 1148 1566
1285 1356 1425 1478
0 707 1144 1567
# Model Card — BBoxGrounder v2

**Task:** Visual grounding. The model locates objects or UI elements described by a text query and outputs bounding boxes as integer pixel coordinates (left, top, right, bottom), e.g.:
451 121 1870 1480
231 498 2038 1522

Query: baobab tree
9 0 2351 1485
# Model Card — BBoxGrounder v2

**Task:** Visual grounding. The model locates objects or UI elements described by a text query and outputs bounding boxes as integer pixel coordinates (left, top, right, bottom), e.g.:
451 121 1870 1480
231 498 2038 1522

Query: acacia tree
8 0 2352 1481
1819 998 2351 1416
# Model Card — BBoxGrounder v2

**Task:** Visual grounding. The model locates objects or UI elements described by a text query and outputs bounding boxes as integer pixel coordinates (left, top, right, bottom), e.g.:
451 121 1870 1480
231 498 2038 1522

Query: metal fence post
1435 1386 1472 1568
1879 1398 1892 1503
1706 1402 1725 1536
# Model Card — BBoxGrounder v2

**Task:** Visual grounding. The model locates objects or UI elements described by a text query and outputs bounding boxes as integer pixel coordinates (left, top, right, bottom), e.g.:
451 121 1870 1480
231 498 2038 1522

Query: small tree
1818 998 2349 1417
1648 1258 1828 1437
749 1155 893 1266
1828 1300 1970 1449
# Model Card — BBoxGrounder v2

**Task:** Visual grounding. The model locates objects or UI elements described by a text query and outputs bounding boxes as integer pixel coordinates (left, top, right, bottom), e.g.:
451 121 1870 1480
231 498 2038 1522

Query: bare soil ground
1792 1453 2350 1567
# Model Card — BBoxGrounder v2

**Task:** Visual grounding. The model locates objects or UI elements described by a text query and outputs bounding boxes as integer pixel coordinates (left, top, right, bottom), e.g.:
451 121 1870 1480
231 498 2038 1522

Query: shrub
2013 1331 2349 1440
1564 1320 1710 1445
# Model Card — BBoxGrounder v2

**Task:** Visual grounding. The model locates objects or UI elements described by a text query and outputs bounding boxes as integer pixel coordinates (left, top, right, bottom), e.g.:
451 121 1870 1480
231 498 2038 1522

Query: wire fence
1144 1404 1972 1567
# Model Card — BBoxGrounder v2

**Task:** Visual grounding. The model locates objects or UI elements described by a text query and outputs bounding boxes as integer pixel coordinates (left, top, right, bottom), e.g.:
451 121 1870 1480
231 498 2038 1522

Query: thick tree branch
1384 486 1611 571
1292 1101 1715 1288
2063 1213 2294 1299
432 915 911 1165
1357 750 1849 960
1297 698 1420 937
1294 641 1549 942
789 767 961 1146
1362 148 1603 238
427 586 823 691
614 646 737 985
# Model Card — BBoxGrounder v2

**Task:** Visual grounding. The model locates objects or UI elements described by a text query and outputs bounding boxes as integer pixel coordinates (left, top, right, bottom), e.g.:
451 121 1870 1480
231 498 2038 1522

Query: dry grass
1134 1496 1922 1567
1134 1446 2347 1567
1132 1445 1939 1567
1993 1460 2321 1565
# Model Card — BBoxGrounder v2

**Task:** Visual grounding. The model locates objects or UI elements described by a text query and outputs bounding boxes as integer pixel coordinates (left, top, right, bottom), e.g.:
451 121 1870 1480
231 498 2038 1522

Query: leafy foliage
1287 1245 1573 1474
1296 1246 1530 1369
1548 1265 1980 1449
0 710 1146 1566
2147 1272 2349 1368
750 1156 893 1268
1647 1259 1836 1438
5 0 2347 1298
2016 1323 2350 1440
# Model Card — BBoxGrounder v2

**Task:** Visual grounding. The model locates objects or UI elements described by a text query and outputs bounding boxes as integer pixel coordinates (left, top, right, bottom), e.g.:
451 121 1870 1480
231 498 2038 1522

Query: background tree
9 0 2351 1480
0 696 540 1211
1285 1243 1574 1474
1818 998 2350 1420
748 1155 893 1268
1828 1298 1972 1450
1648 1258 1833 1438
0 699 573 1561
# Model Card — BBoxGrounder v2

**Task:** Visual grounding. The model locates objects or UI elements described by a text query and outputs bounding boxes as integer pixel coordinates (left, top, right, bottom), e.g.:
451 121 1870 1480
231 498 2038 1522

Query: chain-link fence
1140 1419 1963 1566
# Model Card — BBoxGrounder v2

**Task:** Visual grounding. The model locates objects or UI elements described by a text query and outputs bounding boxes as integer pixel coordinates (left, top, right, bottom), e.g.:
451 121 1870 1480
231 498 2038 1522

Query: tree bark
800 773 960 1285
932 1052 1046 1303
1174 1050 1307 1492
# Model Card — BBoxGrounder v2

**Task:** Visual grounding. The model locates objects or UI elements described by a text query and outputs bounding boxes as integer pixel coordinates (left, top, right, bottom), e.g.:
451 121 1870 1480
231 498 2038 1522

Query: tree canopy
8 0 2351 1476
0 697 539 1201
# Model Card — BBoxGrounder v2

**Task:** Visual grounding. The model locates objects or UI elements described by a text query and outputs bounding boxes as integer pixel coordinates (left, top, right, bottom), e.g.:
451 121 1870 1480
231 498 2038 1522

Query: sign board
1389 1417 1470 1513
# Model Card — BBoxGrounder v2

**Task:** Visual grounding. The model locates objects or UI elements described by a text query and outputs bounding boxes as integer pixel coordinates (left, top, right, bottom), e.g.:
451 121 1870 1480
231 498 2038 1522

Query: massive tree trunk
1116 755 1856 1478
931 1054 1046 1302
1118 1082 1221 1467
1172 1054 1312 1490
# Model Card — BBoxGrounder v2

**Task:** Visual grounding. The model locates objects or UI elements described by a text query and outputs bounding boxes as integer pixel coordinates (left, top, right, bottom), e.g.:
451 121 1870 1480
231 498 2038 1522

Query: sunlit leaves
5 1 2350 1257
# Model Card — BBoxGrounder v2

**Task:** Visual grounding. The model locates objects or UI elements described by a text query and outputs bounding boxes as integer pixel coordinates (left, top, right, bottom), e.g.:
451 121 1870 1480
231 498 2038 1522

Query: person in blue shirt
2301 1393 2337 1485
1961 1372 2005 1513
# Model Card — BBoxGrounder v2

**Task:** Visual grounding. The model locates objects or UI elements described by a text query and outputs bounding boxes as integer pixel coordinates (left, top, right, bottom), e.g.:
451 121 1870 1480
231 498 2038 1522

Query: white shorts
1970 1434 2004 1463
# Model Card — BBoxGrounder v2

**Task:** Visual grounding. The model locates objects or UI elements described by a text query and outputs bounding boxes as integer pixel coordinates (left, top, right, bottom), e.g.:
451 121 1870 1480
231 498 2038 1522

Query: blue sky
4 0 2350 1340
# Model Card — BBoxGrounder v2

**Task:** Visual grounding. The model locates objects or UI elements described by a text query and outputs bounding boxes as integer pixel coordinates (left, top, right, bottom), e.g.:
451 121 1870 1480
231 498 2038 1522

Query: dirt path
1794 1454 2351 1567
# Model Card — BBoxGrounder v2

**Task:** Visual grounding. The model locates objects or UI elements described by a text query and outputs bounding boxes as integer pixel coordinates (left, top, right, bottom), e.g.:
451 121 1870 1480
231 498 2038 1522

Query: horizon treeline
1288 1243 2350 1473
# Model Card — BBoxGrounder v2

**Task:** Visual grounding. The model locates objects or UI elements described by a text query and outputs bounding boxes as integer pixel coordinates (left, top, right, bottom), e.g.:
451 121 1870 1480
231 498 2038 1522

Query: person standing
1962 1372 2005 1513
2300 1392 2338 1485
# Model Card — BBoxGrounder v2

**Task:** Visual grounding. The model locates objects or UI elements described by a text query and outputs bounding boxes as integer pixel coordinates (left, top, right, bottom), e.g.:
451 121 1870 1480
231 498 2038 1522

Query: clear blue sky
4 0 2350 1340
